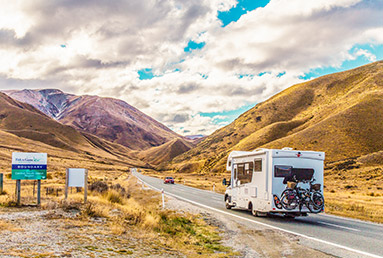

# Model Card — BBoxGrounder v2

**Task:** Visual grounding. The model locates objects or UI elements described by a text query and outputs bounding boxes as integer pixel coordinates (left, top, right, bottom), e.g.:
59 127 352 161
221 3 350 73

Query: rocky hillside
170 61 383 173
4 89 183 150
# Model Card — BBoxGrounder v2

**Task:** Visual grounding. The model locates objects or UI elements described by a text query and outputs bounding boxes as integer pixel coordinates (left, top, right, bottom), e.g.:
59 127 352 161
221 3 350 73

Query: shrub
89 181 109 193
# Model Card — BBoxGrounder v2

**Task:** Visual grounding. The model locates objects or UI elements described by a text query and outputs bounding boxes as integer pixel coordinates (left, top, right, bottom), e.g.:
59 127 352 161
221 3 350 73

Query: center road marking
135 174 382 258
318 221 361 232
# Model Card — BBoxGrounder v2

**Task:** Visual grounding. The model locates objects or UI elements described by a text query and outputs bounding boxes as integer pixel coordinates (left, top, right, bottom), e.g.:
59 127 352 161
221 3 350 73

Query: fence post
0 173 3 193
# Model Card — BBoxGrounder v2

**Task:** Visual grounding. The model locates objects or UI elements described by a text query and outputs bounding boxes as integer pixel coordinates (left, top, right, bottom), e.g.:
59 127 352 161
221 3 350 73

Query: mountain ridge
4 89 184 150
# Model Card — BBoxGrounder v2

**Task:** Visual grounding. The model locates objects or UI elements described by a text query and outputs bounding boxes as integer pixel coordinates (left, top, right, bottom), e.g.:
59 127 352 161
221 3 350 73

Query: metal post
0 173 3 193
65 168 69 200
37 180 41 205
161 188 165 209
213 183 215 192
16 180 21 206
84 169 88 203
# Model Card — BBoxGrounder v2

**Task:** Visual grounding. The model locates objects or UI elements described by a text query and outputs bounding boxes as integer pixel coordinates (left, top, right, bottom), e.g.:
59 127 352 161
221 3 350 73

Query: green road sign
11 153 47 180
11 169 47 180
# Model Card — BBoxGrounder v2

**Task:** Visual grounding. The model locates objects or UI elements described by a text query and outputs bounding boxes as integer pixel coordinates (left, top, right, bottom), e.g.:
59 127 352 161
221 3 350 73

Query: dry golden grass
0 170 234 257
325 192 383 223
323 163 383 223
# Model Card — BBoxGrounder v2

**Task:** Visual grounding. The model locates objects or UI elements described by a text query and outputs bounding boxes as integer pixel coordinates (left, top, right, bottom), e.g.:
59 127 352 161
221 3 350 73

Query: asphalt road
133 172 383 258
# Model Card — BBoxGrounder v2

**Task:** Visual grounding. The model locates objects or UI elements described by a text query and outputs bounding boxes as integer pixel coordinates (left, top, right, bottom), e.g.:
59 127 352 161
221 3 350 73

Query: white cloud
0 0 382 135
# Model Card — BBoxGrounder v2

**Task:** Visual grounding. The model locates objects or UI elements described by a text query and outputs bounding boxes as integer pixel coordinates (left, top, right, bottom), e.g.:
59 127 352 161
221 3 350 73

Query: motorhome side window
236 162 253 184
274 165 292 177
254 159 262 172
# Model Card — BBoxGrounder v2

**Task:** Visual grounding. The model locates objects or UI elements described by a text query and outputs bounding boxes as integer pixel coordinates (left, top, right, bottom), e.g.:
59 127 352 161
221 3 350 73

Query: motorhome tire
225 198 232 209
284 213 296 218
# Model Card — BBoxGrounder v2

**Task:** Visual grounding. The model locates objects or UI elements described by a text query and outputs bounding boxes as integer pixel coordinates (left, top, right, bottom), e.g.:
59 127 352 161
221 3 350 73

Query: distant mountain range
0 91 145 167
4 89 183 150
170 61 383 173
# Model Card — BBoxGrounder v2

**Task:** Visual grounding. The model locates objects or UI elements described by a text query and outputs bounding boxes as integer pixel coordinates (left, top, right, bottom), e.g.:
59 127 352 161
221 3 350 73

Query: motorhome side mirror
222 178 227 186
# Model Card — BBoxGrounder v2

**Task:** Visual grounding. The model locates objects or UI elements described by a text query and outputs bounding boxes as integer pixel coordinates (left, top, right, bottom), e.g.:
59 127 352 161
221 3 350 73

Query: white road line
135 174 382 258
318 221 361 232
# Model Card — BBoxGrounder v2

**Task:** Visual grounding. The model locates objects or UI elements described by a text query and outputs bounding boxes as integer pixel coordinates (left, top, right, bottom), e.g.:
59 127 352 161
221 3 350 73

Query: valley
0 61 382 257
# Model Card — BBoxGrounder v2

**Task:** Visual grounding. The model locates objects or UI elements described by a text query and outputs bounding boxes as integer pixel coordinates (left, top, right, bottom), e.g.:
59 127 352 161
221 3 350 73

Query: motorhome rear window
291 168 314 181
274 165 292 177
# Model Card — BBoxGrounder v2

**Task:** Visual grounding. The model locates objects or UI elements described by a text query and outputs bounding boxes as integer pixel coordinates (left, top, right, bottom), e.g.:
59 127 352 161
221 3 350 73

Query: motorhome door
252 157 268 200
231 163 239 203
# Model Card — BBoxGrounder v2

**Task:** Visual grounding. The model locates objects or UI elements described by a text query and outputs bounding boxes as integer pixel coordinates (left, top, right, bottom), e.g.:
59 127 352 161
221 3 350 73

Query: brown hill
4 89 183 150
136 138 193 166
0 92 144 167
170 61 383 173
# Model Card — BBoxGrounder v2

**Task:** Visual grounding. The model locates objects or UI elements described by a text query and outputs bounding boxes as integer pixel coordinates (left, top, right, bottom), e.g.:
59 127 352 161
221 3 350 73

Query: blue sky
218 0 270 27
300 44 383 80
1 0 383 135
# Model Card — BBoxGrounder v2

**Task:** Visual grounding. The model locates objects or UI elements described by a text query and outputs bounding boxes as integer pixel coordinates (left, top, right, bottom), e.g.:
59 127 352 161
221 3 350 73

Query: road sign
65 168 88 203
11 153 47 180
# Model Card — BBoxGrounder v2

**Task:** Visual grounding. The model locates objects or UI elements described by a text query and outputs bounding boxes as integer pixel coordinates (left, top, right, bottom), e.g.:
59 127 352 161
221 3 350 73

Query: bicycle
280 177 324 213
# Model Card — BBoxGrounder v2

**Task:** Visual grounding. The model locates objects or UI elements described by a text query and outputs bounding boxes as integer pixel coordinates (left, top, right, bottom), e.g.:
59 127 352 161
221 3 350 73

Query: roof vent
282 147 293 150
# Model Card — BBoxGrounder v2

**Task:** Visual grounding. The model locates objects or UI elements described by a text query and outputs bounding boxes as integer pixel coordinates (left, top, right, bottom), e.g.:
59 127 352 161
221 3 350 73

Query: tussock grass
57 176 233 256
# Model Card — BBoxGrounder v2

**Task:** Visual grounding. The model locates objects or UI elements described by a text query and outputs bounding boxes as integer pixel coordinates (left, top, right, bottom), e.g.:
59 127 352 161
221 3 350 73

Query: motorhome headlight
273 195 282 209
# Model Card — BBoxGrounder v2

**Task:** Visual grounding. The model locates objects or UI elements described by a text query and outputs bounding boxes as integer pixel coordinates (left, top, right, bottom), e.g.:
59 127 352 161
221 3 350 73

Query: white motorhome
224 148 325 217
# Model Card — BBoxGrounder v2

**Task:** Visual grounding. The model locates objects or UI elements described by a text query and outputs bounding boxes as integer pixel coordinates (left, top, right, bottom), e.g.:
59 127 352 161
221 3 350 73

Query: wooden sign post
65 168 88 203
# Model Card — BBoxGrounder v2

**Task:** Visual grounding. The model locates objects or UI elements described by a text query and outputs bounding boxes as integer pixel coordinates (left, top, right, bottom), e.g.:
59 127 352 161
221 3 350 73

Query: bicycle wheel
307 192 324 213
280 189 299 210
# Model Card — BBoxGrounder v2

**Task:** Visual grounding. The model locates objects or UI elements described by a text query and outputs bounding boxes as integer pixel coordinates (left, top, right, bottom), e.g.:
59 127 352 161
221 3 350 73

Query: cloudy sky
1 0 383 135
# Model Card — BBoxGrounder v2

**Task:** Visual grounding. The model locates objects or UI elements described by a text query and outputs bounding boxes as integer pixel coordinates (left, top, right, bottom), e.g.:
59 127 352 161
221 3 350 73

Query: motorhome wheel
225 198 232 209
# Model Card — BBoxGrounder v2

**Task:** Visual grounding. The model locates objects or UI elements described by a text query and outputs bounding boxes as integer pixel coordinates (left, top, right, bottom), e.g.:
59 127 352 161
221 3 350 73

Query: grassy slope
171 61 383 174
136 138 193 166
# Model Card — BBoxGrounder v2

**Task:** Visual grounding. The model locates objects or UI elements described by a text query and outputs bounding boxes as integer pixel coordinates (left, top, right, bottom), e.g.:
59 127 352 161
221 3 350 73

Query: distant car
164 176 175 184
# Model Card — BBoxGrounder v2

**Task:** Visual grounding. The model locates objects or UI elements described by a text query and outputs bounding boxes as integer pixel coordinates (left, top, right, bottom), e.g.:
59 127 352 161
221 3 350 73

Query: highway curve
133 172 383 258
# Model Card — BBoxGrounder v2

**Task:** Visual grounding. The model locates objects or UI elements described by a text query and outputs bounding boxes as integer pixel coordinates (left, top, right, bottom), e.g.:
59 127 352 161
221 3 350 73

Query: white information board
67 168 87 187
